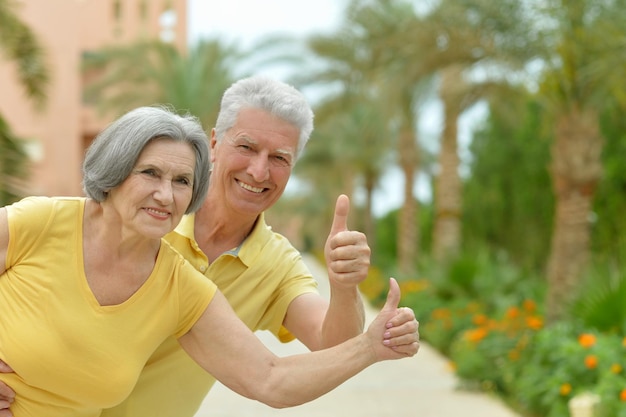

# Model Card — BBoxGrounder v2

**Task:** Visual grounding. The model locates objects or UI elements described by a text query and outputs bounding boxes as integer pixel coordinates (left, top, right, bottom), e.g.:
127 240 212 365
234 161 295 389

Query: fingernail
384 331 391 338
383 339 390 346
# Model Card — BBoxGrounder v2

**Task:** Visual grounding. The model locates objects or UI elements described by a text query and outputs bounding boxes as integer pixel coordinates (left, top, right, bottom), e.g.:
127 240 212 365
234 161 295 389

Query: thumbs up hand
324 195 371 288
366 278 420 360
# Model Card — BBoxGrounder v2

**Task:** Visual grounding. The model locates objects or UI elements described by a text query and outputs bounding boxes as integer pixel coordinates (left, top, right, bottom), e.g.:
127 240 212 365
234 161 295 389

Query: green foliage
379 251 626 417
463 95 554 271
449 298 543 394
380 248 544 355
373 201 433 274
0 0 49 107
513 325 626 417
429 249 543 311
571 269 626 335
0 114 29 205
83 39 238 127
0 0 48 203
592 103 626 263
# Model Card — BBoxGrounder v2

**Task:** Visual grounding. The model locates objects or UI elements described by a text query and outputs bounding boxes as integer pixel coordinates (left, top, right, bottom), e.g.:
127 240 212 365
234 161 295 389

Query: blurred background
2 1 626 416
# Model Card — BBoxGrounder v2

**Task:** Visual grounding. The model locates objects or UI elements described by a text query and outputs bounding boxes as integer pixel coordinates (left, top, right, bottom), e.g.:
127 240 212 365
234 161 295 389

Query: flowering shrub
511 324 626 417
449 299 543 393
397 282 626 417
361 254 626 417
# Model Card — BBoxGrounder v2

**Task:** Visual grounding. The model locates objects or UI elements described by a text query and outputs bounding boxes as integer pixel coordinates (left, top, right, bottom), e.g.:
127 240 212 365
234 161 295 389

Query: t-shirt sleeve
173 257 217 338
264 252 319 343
5 197 56 270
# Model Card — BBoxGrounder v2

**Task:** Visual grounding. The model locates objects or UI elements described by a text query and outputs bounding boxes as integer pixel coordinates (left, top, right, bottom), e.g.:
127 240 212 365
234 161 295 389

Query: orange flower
522 299 536 312
432 308 451 320
465 328 489 343
560 383 572 396
584 354 598 369
526 316 543 330
505 306 520 319
508 350 520 361
611 364 623 374
472 314 488 326
399 280 428 294
620 388 626 402
578 333 597 348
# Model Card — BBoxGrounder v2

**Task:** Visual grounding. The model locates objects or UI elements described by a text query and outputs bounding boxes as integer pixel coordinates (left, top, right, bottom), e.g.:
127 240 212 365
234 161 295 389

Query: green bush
386 251 626 417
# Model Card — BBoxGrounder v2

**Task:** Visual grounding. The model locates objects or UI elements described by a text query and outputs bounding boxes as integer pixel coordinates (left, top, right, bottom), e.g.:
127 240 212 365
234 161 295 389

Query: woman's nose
153 179 174 204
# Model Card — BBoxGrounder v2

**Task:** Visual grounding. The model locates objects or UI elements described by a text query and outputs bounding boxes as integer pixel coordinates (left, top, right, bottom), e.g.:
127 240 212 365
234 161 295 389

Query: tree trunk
397 126 419 277
545 105 603 322
363 173 376 255
433 67 464 262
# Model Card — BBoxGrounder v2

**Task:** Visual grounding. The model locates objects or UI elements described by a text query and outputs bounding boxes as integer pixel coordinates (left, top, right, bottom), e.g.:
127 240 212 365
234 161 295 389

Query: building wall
0 0 187 197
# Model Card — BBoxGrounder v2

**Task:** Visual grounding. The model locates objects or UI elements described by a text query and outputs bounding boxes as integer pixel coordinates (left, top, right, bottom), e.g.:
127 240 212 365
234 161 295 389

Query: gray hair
82 106 210 214
214 76 314 160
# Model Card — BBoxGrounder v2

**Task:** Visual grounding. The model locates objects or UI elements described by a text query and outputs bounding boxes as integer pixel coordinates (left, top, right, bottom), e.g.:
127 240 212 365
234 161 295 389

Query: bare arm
318 194 420 355
178 278 418 409
0 359 14 417
0 209 16 415
0 207 9 276
285 194 367 350
322 195 369 345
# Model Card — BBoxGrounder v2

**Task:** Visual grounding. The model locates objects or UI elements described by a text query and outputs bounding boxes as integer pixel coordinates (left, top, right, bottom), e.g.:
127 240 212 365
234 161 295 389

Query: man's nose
247 154 270 182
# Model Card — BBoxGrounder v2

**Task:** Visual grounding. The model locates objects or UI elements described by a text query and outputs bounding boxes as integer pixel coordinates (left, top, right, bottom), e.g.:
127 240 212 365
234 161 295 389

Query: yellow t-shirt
0 197 216 417
102 212 319 417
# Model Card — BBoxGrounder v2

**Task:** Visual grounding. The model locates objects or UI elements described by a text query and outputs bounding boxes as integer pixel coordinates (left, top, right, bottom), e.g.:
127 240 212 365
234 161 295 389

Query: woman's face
107 137 196 239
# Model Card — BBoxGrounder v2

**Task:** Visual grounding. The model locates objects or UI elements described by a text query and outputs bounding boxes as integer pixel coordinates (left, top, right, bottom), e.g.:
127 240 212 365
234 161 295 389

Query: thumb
381 277 401 312
328 194 350 238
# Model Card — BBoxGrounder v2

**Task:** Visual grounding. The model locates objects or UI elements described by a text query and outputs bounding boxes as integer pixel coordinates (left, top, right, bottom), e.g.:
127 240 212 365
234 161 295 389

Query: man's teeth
238 181 264 193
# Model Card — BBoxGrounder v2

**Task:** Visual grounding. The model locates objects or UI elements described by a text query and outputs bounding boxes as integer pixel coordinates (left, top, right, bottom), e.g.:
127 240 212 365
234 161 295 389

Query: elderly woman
0 106 418 417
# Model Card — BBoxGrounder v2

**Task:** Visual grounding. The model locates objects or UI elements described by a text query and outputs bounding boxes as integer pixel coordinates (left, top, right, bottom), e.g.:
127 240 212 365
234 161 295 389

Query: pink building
0 0 187 197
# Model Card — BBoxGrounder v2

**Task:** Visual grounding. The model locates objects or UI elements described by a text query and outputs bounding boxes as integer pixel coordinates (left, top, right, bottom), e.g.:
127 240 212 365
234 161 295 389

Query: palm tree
536 0 626 321
303 0 429 277
295 91 393 250
0 114 30 205
0 0 48 106
397 0 534 262
0 0 49 205
83 38 240 128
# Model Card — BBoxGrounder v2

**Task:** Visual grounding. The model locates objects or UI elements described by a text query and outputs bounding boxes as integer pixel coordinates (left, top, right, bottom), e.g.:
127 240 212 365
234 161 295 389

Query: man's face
210 107 299 216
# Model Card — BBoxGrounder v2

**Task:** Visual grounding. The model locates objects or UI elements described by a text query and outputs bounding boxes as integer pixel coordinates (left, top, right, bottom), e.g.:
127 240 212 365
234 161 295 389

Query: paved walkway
195 254 521 417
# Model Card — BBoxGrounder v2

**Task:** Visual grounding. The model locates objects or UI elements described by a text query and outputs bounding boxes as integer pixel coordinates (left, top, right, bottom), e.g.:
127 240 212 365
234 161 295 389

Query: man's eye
142 169 158 176
273 155 291 167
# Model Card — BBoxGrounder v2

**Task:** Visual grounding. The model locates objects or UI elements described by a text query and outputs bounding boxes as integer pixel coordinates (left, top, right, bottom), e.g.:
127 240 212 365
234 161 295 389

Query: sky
186 1 486 217
188 1 346 48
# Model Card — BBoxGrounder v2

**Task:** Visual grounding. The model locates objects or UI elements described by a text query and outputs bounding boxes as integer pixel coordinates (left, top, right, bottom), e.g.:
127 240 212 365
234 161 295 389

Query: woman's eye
176 177 191 186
